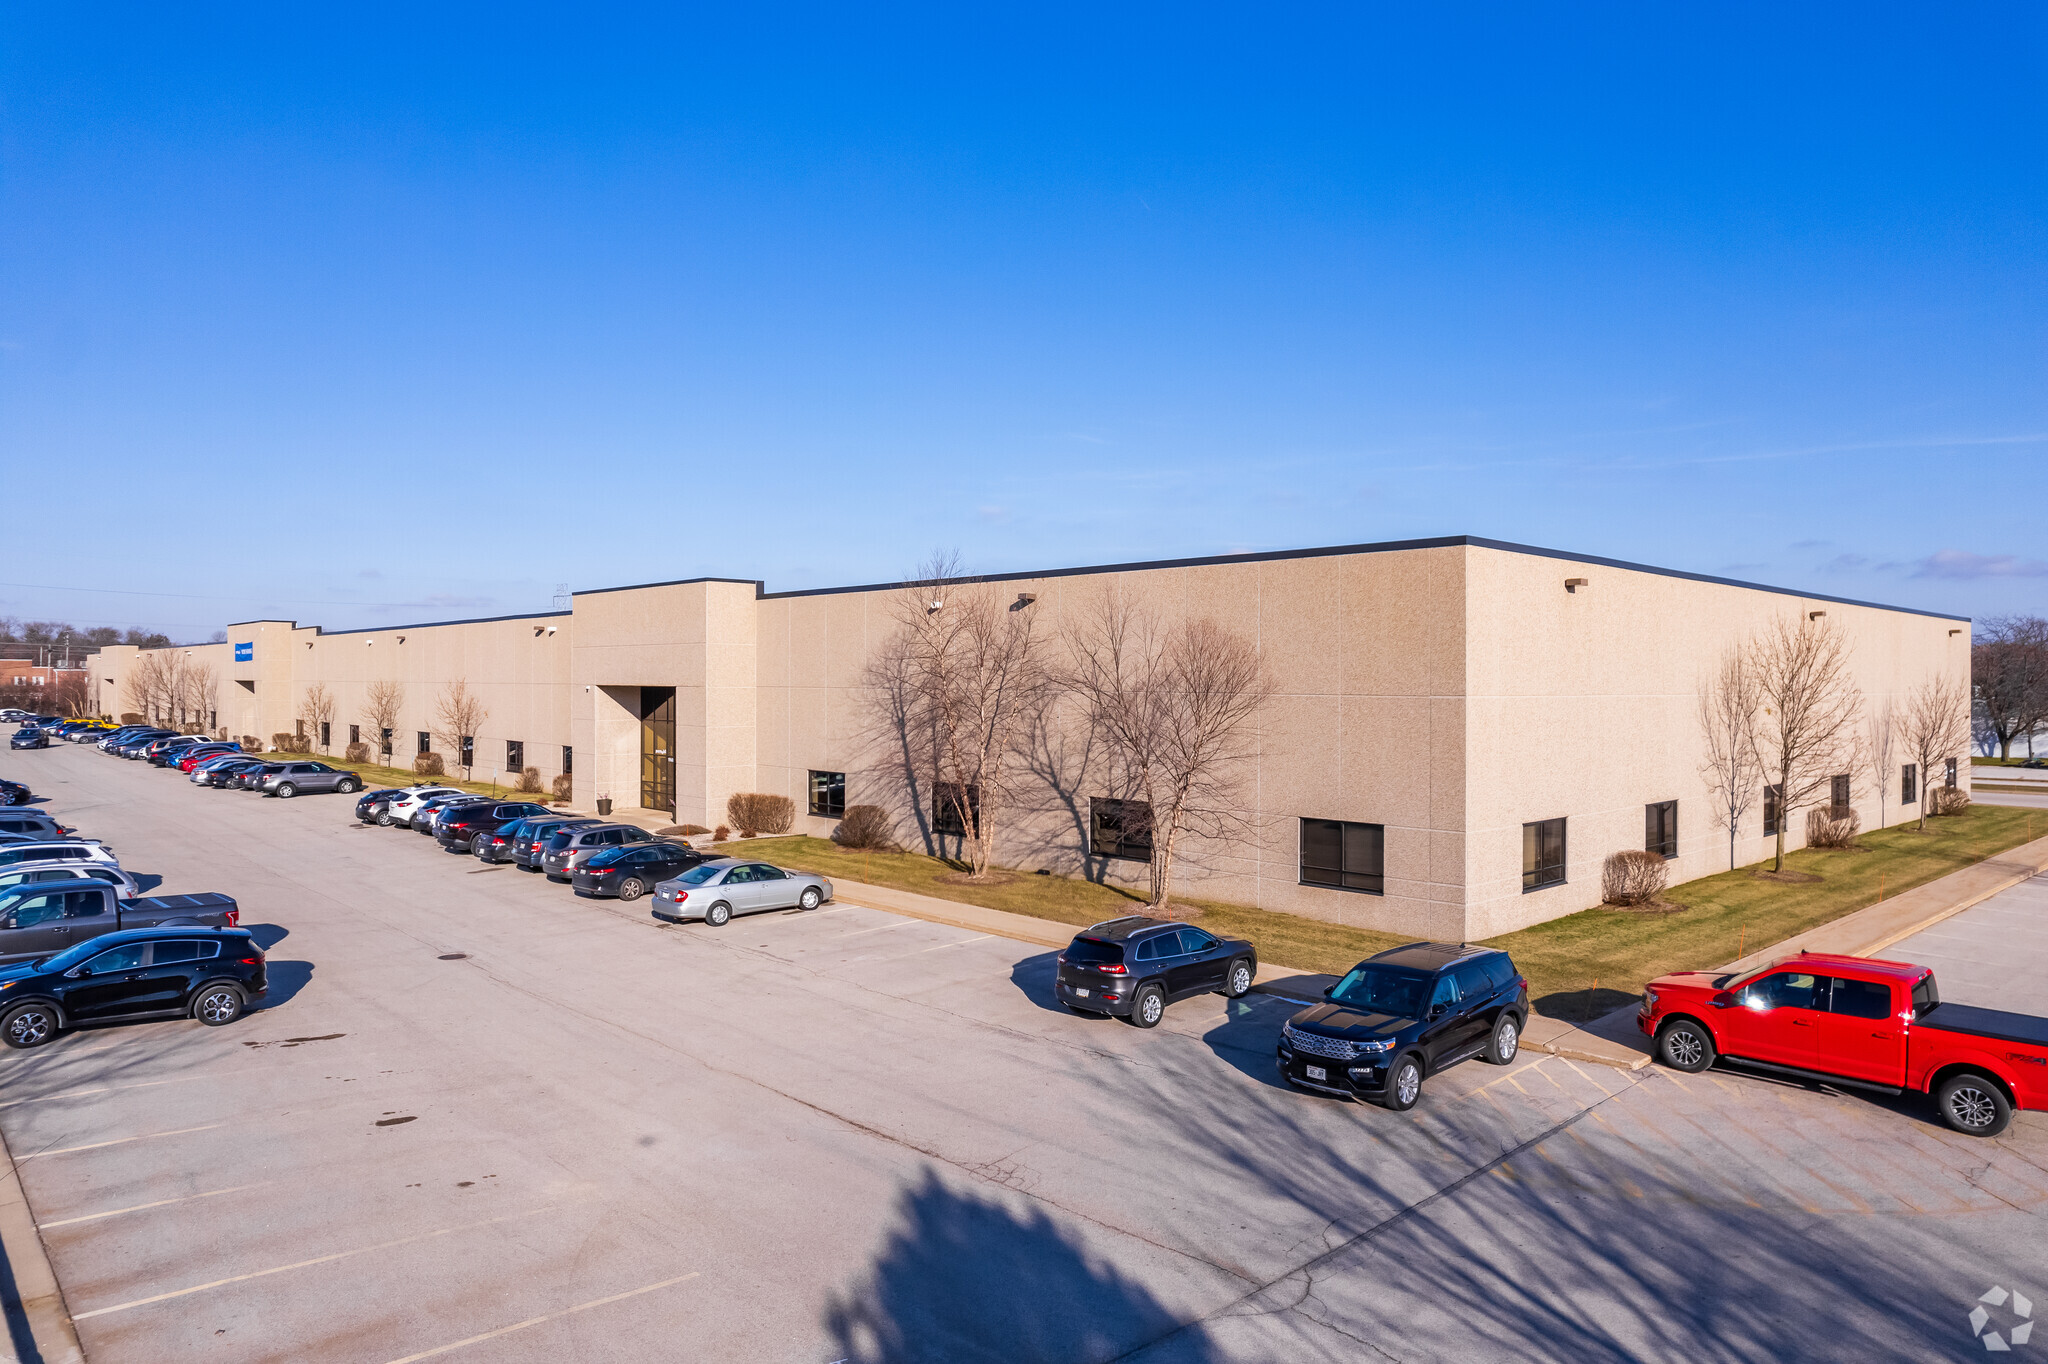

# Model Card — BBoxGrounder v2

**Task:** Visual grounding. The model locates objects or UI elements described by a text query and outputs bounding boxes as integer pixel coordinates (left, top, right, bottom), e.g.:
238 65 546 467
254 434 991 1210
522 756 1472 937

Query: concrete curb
0 1120 84 1364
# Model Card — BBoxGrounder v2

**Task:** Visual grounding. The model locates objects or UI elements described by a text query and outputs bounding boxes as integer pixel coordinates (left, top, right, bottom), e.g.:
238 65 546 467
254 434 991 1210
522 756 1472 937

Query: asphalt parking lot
2 747 2045 1363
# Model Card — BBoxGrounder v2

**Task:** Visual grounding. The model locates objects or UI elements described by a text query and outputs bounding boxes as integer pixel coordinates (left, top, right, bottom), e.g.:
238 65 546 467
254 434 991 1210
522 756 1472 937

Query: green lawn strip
1481 803 2043 1016
241 750 557 803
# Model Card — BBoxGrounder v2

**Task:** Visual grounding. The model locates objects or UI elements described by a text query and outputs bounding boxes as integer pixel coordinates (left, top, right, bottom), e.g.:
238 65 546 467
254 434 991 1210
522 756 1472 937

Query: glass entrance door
639 687 676 812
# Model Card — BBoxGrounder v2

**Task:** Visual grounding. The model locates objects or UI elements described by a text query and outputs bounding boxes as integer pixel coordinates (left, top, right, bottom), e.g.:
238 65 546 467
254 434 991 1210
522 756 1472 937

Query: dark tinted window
1133 935 1172 962
1521 818 1566 891
1328 965 1429 1017
1300 818 1384 894
1451 961 1493 1000
1484 954 1518 990
1829 977 1892 1020
84 942 148 972
621 828 651 844
543 831 575 851
1429 974 1460 1007
1645 801 1677 859
1064 937 1123 965
6 894 67 928
752 865 786 880
1179 928 1218 953
932 781 980 837
1742 972 1821 1010
809 770 846 818
150 940 214 964
1912 972 1939 1014
1091 798 1153 862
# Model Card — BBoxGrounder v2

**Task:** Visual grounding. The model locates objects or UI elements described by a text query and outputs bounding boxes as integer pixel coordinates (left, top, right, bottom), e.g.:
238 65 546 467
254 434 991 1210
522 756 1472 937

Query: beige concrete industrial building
94 537 1971 940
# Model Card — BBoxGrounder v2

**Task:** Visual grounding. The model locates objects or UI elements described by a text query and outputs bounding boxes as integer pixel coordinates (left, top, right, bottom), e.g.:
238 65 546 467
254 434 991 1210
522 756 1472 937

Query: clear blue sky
5 4 2044 637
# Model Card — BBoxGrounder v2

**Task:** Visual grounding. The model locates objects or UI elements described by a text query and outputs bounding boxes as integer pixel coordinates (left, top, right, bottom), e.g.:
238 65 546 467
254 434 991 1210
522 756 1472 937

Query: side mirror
1320 986 1333 999
65 965 90 979
1429 1002 1447 1020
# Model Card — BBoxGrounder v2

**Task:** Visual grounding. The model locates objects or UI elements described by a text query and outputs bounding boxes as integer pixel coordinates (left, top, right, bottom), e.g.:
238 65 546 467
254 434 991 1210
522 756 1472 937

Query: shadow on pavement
244 923 291 950
824 1167 1218 1364
1006 951 1066 1014
132 872 164 893
1532 986 1638 1021
1199 994 1311 1095
258 961 315 1009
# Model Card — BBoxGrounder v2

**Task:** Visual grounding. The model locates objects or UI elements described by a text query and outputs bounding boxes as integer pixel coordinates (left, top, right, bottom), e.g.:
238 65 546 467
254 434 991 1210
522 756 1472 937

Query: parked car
228 762 289 790
147 736 209 766
175 743 242 772
381 786 466 828
0 709 30 723
200 758 268 788
0 812 69 843
0 780 29 807
0 842 118 874
572 841 712 900
1640 951 2048 1136
434 801 552 853
98 725 162 749
472 815 547 863
354 788 412 824
0 863 142 899
10 727 48 750
411 792 484 833
539 823 657 880
1277 943 1528 1109
650 858 834 925
1054 916 1260 1029
2021 757 2048 770
257 762 361 798
0 925 266 1047
512 817 599 871
0 880 239 965
189 753 252 783
424 795 499 836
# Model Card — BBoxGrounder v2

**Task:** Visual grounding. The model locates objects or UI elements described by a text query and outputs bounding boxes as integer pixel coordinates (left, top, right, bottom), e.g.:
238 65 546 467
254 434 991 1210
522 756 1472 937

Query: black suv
0 926 266 1048
435 801 553 853
1278 942 1528 1110
1055 916 1257 1028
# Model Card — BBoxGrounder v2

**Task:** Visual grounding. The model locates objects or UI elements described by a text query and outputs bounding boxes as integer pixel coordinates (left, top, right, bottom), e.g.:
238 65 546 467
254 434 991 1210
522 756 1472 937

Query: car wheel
1937 1072 2012 1137
275 783 297 798
193 985 245 1027
1126 985 1165 1029
1485 1014 1520 1065
337 778 359 793
1657 1019 1714 1073
1223 959 1254 998
618 878 647 901
1 1003 58 1049
377 811 395 826
705 901 732 927
798 887 822 910
1381 1055 1424 1111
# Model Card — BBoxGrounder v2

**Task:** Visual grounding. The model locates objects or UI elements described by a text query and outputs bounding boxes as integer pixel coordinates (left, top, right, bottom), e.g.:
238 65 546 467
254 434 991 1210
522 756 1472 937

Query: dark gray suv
257 762 362 798
539 823 655 881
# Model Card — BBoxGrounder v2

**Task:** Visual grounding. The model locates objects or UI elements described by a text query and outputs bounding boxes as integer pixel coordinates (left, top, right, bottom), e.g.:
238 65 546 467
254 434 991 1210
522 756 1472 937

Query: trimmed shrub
713 824 731 843
552 773 573 801
831 804 897 852
241 735 262 752
1805 805 1861 849
1600 849 1669 907
414 752 446 777
344 742 371 763
726 792 794 838
1930 786 1972 816
658 824 711 837
515 766 544 794
120 712 145 725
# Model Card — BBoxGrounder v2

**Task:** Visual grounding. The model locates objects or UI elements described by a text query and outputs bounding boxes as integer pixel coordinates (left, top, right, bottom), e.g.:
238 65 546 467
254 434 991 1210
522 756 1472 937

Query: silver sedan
651 858 833 927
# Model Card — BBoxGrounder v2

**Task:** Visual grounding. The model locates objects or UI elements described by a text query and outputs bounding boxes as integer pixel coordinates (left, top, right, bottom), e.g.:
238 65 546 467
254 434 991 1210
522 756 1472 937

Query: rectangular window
418 731 431 756
296 718 306 738
507 740 524 772
932 781 980 837
381 728 393 757
319 721 331 749
1830 774 1851 808
1901 763 1917 804
1945 758 1957 789
349 724 360 745
1763 784 1782 836
1645 801 1677 859
1521 818 1567 892
563 745 573 775
459 736 475 769
1090 797 1154 863
808 770 847 818
1300 818 1385 895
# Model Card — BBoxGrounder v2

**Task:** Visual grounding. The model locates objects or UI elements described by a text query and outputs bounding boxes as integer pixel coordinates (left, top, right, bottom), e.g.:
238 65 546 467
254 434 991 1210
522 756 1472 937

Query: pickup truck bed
1917 1000 2048 1049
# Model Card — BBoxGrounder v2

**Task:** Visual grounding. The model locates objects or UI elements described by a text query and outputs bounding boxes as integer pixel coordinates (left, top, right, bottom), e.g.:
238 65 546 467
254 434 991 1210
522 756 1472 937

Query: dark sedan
473 814 551 864
0 926 267 1048
512 817 599 872
435 801 552 853
1054 915 1258 1028
0 780 29 807
571 841 710 900
9 728 47 750
232 762 291 791
205 758 270 789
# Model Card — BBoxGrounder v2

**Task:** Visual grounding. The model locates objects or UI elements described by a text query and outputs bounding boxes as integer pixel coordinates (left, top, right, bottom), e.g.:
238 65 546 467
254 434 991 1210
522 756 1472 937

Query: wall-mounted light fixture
534 626 545 637
1011 592 1037 612
397 636 406 644
1949 628 1963 637
1808 611 1826 621
926 596 944 615
545 625 557 636
1564 578 1588 593
366 639 374 646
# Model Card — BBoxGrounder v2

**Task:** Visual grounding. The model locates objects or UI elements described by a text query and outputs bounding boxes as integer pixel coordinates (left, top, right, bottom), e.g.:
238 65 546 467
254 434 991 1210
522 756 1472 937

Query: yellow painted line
72 1205 562 1320
18 1124 224 1161
383 1273 700 1364
1557 1058 1617 1098
40 1183 269 1230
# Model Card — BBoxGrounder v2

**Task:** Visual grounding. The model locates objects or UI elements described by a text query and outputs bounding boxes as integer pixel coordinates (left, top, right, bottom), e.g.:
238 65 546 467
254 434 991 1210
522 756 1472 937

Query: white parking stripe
909 934 993 953
836 920 924 938
40 1183 269 1229
72 1204 563 1320
19 1123 224 1160
381 1273 700 1363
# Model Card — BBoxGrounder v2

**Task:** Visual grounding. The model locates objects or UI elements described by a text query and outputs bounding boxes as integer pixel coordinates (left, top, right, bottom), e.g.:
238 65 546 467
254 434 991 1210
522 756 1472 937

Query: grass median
717 803 2045 1013
238 750 562 804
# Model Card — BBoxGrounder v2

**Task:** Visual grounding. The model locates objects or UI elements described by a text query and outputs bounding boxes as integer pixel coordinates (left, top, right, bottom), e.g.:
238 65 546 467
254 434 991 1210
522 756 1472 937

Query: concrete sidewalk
0 1122 83 1364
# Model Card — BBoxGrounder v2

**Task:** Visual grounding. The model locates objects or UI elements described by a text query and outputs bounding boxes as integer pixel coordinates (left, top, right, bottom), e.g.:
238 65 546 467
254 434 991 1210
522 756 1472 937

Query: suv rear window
544 831 576 851
1064 937 1124 965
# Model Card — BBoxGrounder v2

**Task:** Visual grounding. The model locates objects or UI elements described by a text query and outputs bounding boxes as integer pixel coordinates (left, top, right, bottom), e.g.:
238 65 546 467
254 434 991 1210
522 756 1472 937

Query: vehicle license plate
1306 1066 1327 1082
1073 988 1089 998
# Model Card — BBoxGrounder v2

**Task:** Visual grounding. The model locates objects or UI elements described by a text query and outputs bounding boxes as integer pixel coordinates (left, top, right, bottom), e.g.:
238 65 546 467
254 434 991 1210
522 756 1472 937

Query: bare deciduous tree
1750 615 1863 872
1864 694 1898 831
123 652 170 725
434 679 488 778
1065 592 1269 909
877 553 1048 881
1696 645 1765 870
361 680 405 761
1901 673 1972 832
298 683 336 751
1973 615 2048 760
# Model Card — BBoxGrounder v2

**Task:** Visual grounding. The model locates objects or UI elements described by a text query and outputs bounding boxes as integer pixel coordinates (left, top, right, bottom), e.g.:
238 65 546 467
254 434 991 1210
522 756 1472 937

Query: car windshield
585 846 630 866
1327 965 1431 1018
673 864 724 886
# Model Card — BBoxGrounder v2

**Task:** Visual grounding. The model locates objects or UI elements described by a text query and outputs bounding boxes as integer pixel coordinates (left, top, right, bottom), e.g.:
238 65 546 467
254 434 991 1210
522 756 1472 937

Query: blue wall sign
234 642 253 662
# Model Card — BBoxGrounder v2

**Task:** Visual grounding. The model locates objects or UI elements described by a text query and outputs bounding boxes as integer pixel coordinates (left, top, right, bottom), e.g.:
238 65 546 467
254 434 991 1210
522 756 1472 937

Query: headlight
1354 1038 1394 1054
1641 989 1658 1012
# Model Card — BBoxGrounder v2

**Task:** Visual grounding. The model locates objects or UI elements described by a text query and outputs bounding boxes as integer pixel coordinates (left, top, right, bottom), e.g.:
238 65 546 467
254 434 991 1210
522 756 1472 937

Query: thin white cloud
1911 550 2048 580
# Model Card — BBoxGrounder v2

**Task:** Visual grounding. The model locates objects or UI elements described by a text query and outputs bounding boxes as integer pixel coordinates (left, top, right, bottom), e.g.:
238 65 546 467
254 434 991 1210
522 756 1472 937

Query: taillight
237 955 262 965
591 867 615 875
225 909 240 926
1100 963 1127 974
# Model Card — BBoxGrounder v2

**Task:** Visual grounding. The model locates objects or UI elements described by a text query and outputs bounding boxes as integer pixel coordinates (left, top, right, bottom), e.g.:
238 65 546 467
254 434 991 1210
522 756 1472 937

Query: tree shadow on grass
824 1167 1219 1364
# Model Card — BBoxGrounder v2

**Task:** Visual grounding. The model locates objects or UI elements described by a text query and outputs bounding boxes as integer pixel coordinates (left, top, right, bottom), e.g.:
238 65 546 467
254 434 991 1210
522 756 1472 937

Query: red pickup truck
1639 951 2048 1136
